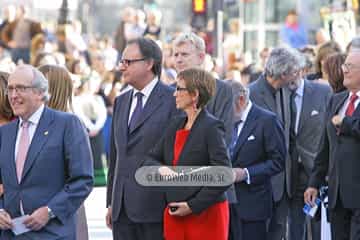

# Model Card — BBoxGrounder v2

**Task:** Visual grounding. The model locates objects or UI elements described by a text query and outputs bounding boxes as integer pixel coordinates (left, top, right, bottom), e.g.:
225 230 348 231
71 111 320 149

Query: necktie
345 94 358 117
290 91 298 135
289 91 299 162
230 120 243 158
16 121 30 183
129 92 144 132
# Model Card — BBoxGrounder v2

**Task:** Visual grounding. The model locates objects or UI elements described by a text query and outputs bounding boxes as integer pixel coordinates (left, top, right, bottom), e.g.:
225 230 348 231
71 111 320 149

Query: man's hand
105 207 112 230
332 115 344 127
23 206 49 231
233 168 247 182
0 210 12 230
304 187 319 207
168 202 192 217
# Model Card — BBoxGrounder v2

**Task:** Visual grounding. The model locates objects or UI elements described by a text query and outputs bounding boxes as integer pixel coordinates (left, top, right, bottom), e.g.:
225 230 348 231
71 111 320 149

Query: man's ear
146 59 154 72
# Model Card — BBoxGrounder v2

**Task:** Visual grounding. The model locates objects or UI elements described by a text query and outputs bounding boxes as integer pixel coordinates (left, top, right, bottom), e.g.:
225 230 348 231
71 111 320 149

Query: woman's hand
168 202 192 217
158 166 178 178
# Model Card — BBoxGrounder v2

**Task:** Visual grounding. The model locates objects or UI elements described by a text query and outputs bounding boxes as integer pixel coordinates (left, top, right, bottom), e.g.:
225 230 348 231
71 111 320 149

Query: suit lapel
298 81 313 132
128 82 164 135
9 119 20 184
174 110 206 165
334 91 349 114
120 90 132 143
233 106 257 156
21 108 54 180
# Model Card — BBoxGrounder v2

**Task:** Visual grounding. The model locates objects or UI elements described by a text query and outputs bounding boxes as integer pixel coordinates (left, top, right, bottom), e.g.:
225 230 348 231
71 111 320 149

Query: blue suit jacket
0 107 93 239
106 81 178 223
231 104 286 221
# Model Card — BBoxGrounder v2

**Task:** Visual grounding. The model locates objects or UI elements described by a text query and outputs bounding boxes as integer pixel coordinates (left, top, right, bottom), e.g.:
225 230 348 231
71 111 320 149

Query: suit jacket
106 81 178 223
249 74 291 201
146 109 231 214
0 107 93 239
206 79 234 146
231 104 286 220
309 90 360 209
292 80 331 191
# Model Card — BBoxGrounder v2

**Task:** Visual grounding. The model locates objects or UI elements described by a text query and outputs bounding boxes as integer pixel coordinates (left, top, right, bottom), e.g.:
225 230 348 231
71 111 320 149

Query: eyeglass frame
175 86 188 92
341 63 360 72
119 58 148 67
5 85 36 95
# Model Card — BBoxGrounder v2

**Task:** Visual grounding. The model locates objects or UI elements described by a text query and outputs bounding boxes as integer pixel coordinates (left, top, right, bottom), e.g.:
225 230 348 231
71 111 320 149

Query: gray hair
231 80 249 104
31 66 50 102
173 32 205 53
265 47 303 79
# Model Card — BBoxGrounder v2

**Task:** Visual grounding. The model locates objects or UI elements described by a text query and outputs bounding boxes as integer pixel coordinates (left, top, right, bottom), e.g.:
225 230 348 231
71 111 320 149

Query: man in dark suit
287 70 331 240
172 32 233 145
305 50 360 240
0 65 93 239
249 47 302 240
229 80 286 240
106 38 178 240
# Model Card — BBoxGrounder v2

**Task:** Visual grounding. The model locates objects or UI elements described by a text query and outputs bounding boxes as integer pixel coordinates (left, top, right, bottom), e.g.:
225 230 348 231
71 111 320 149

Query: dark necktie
230 120 243 158
129 92 144 132
289 91 299 162
345 94 358 117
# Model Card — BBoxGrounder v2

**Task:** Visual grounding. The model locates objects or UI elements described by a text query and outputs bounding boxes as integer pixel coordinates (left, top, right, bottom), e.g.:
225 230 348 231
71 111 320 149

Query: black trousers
112 209 163 240
330 196 360 240
288 164 321 240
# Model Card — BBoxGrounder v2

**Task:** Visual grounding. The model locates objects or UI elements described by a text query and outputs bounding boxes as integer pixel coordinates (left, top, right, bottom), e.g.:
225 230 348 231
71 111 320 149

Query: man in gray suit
249 47 303 240
287 62 331 240
172 32 233 145
106 38 177 240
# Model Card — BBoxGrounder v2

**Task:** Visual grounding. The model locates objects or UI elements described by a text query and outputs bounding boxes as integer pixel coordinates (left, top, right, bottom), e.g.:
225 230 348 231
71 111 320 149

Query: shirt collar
133 77 159 99
295 78 305 97
348 90 360 99
241 100 253 123
19 104 44 126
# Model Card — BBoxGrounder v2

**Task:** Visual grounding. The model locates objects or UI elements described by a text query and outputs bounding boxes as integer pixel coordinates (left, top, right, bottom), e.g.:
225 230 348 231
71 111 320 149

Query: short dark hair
177 68 216 109
127 38 163 78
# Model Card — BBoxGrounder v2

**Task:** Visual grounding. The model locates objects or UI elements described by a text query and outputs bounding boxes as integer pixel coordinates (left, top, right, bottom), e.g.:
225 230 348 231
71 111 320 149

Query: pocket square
311 110 319 116
247 135 255 141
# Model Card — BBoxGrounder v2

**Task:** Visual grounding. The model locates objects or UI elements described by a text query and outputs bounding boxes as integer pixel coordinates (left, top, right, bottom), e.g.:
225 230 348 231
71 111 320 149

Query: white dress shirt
338 91 360 118
15 104 44 160
128 77 159 125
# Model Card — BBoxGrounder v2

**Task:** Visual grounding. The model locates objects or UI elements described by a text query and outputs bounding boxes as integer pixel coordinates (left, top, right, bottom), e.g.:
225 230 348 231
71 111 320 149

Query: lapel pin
44 131 49 136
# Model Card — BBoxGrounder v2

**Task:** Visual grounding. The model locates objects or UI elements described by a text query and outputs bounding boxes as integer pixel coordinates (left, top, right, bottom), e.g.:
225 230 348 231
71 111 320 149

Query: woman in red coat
146 68 231 240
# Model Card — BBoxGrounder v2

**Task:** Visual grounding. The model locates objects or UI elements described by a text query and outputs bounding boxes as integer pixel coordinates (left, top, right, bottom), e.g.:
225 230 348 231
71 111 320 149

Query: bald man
0 64 93 239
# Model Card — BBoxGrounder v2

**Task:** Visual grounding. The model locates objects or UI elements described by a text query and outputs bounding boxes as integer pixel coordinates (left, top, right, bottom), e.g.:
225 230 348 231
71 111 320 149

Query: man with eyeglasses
0 64 93 239
106 37 178 240
305 49 360 240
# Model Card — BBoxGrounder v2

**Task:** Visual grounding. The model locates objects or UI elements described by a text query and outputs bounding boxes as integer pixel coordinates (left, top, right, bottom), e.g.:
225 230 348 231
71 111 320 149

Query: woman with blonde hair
0 71 13 125
38 64 89 240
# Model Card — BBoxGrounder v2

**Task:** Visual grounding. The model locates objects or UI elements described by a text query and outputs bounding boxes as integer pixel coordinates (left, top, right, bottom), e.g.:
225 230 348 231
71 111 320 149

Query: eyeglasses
175 86 188 92
5 85 35 95
119 58 147 66
341 63 360 72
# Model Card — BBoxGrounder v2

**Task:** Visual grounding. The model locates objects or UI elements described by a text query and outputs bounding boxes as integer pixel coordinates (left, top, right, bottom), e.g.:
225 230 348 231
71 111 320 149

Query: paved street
85 186 112 240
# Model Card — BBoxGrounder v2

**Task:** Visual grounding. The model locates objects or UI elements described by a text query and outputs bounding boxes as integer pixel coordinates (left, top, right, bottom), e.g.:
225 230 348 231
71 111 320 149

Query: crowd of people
0 3 359 240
